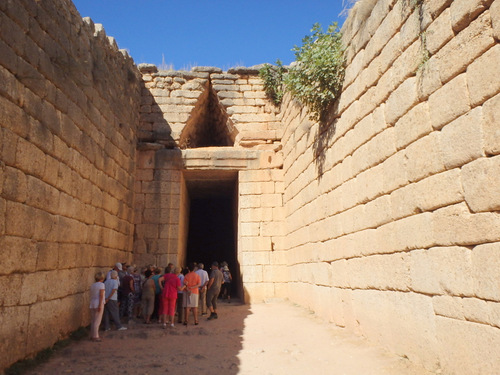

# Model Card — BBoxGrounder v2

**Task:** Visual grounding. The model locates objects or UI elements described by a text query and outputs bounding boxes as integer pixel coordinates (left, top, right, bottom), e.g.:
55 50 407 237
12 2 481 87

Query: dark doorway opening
184 171 241 300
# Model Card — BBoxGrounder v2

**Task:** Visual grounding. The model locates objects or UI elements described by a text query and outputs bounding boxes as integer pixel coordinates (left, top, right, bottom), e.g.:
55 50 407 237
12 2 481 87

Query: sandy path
25 300 432 375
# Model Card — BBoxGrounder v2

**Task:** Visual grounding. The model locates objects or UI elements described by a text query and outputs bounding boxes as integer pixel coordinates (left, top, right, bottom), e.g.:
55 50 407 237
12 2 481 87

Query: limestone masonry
1 0 500 373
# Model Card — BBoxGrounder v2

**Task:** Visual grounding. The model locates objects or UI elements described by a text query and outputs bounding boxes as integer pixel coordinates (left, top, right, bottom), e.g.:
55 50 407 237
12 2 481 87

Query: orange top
184 271 201 294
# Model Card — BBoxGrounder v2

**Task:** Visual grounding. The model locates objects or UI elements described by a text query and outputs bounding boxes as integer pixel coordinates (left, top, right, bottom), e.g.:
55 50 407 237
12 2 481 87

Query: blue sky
72 0 350 71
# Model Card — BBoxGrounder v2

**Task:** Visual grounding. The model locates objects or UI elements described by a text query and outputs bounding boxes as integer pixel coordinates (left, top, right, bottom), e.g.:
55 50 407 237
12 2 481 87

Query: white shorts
183 293 199 308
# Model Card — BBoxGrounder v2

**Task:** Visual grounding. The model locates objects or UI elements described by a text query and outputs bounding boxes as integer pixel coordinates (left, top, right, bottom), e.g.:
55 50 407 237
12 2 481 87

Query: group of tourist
88 261 232 342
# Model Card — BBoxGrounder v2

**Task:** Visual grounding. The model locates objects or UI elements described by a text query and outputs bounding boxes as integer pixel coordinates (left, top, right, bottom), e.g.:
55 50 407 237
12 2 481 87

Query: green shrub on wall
259 59 287 106
260 22 345 122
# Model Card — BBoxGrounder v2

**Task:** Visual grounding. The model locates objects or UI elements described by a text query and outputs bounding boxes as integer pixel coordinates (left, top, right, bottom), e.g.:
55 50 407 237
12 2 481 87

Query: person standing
195 263 209 316
220 262 233 303
183 263 201 325
159 267 185 327
103 270 127 331
141 269 155 324
105 263 122 282
120 266 135 322
131 266 143 319
151 268 162 322
176 267 185 324
206 261 223 320
89 271 105 342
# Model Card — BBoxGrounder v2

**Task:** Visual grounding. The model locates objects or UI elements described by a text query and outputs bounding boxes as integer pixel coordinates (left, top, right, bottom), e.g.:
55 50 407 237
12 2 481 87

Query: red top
162 273 181 299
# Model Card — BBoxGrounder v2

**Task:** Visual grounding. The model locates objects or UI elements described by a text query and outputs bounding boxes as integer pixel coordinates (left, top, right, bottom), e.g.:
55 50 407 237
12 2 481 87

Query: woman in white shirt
89 271 105 342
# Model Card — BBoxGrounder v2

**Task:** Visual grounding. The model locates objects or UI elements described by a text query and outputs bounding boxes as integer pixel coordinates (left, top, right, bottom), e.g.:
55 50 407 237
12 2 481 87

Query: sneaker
117 327 127 331
207 313 218 320
104 328 110 332
170 323 175 328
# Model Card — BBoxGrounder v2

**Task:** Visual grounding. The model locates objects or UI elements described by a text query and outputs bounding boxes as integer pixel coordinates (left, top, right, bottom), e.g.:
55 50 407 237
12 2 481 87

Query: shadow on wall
137 68 177 148
312 103 339 179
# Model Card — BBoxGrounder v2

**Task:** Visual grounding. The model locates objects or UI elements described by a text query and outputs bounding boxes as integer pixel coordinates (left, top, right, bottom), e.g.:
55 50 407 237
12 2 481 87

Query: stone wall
2 0 500 373
134 66 285 279
0 0 141 369
279 0 500 374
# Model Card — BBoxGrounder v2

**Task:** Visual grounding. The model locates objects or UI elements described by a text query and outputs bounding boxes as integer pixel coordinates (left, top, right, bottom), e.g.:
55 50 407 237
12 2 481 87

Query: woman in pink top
159 267 184 327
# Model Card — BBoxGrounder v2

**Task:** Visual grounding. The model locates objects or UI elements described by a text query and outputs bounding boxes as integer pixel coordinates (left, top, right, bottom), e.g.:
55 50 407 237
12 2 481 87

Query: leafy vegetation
259 59 287 106
259 22 345 122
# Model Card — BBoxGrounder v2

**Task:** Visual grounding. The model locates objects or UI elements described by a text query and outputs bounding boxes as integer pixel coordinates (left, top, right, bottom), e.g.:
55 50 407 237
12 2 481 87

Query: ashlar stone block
425 8 454 55
436 12 494 85
450 0 494 33
428 74 471 130
432 203 500 246
467 44 500 106
492 0 500 39
405 132 445 183
382 151 408 193
0 306 30 370
0 235 37 276
482 93 500 155
416 55 442 101
2 166 27 203
439 107 484 169
410 246 474 296
425 0 454 19
385 77 419 125
462 155 500 212
239 250 269 266
436 316 500 375
394 102 432 150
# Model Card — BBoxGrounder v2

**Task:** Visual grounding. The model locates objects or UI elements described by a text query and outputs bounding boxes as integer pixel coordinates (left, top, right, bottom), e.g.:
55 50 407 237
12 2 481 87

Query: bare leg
193 307 198 324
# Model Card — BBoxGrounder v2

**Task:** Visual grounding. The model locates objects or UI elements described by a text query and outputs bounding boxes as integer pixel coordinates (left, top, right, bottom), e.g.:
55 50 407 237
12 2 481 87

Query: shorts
183 292 199 308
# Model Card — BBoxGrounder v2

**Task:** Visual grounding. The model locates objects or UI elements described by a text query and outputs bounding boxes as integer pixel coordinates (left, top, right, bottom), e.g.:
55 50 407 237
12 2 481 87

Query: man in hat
106 262 123 284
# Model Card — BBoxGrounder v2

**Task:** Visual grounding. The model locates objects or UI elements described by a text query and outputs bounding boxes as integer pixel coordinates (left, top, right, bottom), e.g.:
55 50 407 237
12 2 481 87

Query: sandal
195 321 199 325
183 321 188 326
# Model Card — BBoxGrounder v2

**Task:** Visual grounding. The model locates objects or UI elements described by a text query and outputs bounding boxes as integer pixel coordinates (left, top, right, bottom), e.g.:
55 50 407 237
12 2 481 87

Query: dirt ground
25 299 433 375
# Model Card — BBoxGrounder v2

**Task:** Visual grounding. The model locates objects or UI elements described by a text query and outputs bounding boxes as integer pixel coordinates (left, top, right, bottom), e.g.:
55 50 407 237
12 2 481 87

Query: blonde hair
94 271 104 282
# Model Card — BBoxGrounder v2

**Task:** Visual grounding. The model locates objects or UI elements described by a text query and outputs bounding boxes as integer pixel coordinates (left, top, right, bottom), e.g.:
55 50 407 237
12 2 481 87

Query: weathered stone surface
439 107 484 168
2 1 500 374
411 247 473 296
191 66 222 73
405 132 445 183
472 242 500 300
426 8 454 54
428 74 470 129
467 44 500 106
449 0 494 32
436 316 500 375
482 93 500 155
462 155 500 212
385 77 419 125
492 0 500 39
436 12 494 84
0 306 30 370
394 102 432 150
352 290 440 371
432 203 500 246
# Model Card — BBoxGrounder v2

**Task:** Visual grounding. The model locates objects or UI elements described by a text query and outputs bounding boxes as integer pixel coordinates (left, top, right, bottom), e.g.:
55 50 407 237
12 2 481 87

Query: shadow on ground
23 301 251 375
